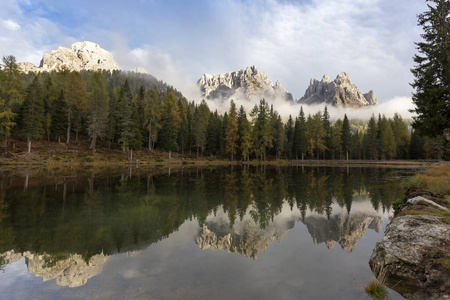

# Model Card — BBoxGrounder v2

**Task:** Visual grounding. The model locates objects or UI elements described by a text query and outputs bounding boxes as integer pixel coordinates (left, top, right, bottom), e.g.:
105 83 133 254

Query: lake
0 165 418 299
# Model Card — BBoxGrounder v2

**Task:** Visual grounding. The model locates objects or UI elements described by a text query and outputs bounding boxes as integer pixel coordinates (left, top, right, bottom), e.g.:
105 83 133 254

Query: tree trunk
302 152 304 160
66 111 71 145
346 150 349 161
27 137 31 154
75 130 79 142
169 149 172 159
148 123 152 151
91 133 97 153
130 149 133 162
231 152 233 162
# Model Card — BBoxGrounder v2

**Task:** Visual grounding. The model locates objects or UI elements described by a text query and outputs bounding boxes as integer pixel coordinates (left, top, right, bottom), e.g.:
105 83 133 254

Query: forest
0 56 445 161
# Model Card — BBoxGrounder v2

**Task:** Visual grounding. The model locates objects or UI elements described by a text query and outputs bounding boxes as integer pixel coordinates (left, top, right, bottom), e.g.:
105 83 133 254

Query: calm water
0 165 418 300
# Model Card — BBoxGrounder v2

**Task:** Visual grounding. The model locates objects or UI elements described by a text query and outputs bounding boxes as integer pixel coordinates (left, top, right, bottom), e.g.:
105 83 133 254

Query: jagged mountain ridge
299 73 378 108
18 41 120 73
198 65 294 102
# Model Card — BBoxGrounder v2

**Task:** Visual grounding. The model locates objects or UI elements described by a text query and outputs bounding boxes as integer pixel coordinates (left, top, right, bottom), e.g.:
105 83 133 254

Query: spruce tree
87 72 109 153
50 90 67 142
411 0 450 137
341 114 351 160
21 77 44 154
225 100 239 161
159 92 181 158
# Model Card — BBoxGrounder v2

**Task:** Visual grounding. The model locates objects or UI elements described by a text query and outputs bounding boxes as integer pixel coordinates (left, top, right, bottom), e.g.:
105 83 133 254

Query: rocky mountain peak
197 66 293 102
299 72 378 108
18 41 119 73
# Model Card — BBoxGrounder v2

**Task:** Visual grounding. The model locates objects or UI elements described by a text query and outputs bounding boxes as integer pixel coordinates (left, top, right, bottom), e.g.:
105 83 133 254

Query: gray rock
18 41 119 73
197 65 293 102
369 214 450 299
298 72 378 108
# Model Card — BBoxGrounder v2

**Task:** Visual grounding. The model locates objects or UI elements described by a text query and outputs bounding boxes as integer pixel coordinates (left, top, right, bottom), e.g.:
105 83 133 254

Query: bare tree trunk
91 133 97 153
27 137 31 154
66 111 71 145
169 149 172 159
346 150 349 161
148 123 152 151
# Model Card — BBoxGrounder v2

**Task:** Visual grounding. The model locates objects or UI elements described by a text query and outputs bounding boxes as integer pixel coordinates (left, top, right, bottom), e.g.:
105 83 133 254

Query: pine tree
0 55 22 147
285 115 294 159
341 114 351 160
294 106 307 160
20 77 44 153
322 106 332 159
177 97 189 154
225 100 239 161
159 92 181 158
87 72 109 153
237 106 252 161
364 115 379 160
411 0 450 137
64 71 87 144
391 113 410 159
50 90 67 142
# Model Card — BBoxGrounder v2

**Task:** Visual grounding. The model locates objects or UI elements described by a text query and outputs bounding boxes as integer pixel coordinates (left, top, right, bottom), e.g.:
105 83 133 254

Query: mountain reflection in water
0 166 411 290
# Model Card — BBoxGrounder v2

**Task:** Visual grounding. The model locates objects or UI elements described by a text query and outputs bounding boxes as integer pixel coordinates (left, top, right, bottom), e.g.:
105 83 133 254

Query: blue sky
1 0 428 107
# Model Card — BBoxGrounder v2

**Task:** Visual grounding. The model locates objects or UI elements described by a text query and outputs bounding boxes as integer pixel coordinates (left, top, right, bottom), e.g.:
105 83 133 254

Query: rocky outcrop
303 212 383 252
18 41 119 73
369 190 450 300
0 250 109 287
197 66 293 102
298 73 378 108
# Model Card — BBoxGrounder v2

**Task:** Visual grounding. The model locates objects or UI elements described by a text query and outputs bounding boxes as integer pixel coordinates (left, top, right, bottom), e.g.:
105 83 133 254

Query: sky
0 0 428 117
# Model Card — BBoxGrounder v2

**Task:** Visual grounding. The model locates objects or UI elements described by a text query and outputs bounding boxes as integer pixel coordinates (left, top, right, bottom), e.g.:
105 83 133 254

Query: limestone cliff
298 73 378 108
18 41 119 73
198 66 293 102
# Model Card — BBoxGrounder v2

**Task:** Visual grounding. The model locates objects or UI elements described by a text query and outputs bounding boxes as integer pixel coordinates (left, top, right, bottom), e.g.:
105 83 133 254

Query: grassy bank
402 163 450 195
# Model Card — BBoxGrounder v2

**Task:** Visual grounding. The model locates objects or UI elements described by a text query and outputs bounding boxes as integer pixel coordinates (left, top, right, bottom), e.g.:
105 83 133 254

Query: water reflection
0 166 411 288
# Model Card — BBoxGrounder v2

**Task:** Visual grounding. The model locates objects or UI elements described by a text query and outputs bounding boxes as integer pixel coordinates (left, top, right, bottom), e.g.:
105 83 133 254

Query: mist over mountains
17 41 413 120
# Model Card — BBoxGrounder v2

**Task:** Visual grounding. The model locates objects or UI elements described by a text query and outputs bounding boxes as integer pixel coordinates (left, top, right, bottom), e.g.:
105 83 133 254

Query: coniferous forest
0 57 447 161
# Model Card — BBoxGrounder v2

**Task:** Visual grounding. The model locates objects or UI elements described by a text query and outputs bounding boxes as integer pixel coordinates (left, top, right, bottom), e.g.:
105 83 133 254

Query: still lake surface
0 165 418 299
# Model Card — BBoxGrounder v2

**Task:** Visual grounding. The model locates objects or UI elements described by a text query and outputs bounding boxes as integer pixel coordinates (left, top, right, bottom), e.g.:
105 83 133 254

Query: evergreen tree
285 115 294 159
411 0 450 137
50 90 67 142
20 77 44 153
293 106 307 160
237 106 252 161
0 55 22 147
273 114 285 160
143 87 160 150
87 72 109 153
322 106 332 159
64 71 87 144
177 97 189 154
159 92 181 158
379 116 397 160
341 114 351 160
331 120 342 159
391 113 410 159
410 129 426 159
364 115 379 160
250 99 272 161
225 100 239 161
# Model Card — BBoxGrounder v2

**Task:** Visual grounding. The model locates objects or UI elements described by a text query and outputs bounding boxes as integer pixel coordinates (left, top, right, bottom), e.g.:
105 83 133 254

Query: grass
403 163 450 195
364 279 388 299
